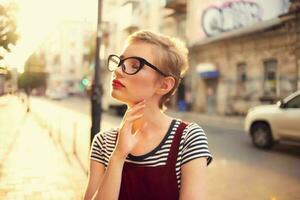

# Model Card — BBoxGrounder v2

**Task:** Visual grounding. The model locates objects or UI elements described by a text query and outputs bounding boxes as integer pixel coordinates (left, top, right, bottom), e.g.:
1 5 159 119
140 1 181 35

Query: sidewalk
45 95 245 132
167 109 245 131
0 95 87 200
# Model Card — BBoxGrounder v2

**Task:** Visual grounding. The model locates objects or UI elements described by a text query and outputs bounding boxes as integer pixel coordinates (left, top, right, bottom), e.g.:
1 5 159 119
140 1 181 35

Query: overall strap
167 121 188 167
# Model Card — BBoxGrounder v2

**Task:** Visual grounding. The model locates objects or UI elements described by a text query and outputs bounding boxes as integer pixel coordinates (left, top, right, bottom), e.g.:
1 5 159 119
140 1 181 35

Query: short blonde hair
127 30 189 110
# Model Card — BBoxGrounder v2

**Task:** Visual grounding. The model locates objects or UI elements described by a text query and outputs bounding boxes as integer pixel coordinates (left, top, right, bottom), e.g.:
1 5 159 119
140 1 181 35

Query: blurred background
0 0 300 199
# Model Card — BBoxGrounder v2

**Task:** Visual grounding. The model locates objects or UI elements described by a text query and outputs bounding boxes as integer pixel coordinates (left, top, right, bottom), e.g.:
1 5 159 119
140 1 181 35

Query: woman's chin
111 92 142 106
111 92 128 104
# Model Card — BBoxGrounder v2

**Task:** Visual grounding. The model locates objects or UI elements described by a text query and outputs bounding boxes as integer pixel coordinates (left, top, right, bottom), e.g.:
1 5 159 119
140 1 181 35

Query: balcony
120 0 140 32
165 0 186 14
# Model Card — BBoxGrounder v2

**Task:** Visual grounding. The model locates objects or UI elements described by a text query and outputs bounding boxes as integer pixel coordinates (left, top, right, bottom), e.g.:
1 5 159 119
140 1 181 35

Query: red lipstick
112 79 125 88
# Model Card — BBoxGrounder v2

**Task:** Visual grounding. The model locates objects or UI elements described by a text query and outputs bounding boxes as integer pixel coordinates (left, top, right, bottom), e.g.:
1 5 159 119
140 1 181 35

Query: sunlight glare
4 0 96 72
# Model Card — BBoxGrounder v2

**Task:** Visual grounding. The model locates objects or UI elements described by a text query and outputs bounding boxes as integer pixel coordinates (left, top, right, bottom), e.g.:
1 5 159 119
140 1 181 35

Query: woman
84 30 213 200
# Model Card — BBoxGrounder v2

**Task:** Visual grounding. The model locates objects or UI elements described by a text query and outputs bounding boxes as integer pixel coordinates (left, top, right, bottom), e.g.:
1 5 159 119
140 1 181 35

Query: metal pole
26 64 31 113
90 0 103 145
295 11 300 91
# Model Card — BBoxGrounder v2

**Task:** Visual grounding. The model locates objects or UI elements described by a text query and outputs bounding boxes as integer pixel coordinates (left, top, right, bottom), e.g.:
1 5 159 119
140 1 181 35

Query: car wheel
250 123 273 149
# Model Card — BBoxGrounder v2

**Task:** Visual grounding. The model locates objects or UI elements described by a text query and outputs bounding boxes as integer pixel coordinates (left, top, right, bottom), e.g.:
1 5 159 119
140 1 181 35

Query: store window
263 59 277 96
236 62 247 95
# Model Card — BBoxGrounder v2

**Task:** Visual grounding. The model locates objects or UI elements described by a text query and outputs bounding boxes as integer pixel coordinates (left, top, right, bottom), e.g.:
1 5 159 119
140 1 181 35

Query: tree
18 52 47 93
0 2 18 56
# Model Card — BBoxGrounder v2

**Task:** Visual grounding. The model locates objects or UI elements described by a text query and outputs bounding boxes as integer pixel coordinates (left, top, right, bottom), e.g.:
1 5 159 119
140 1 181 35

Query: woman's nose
113 66 124 78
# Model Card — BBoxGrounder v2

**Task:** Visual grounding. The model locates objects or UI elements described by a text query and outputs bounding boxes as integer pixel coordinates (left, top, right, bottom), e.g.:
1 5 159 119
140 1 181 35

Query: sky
2 0 97 72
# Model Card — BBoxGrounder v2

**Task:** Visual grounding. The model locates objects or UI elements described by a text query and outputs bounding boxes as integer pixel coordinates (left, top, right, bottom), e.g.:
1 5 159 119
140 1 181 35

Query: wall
188 22 298 114
187 0 290 45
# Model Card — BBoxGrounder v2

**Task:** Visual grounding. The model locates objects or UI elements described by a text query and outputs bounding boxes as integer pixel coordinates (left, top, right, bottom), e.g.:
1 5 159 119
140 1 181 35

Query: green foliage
24 52 46 72
0 2 19 52
18 52 47 91
18 71 47 90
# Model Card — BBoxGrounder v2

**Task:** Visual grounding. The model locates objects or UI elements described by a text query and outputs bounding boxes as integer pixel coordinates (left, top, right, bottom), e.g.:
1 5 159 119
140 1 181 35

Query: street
1 95 300 200
33 96 300 200
1 0 300 200
205 126 300 200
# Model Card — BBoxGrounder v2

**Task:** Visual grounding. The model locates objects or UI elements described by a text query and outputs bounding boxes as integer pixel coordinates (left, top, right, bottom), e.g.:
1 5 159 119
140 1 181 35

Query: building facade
40 20 94 96
0 67 6 95
185 0 300 115
103 0 299 114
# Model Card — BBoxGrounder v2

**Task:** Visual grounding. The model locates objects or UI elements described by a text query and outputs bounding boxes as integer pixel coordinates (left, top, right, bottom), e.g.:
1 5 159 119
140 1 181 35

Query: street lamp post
26 64 31 113
90 0 103 145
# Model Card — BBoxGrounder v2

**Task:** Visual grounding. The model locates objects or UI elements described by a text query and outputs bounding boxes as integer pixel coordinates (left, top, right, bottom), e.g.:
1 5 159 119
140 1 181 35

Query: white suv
245 90 300 149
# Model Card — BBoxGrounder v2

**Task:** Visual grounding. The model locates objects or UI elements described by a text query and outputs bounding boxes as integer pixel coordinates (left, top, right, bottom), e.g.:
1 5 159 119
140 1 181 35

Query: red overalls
118 122 187 200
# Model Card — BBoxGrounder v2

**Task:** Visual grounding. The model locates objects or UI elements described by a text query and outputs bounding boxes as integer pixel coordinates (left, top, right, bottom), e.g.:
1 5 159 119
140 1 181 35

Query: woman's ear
156 76 176 95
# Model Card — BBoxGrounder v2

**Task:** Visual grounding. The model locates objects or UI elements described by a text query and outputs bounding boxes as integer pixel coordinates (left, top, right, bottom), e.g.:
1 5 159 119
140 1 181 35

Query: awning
196 63 219 78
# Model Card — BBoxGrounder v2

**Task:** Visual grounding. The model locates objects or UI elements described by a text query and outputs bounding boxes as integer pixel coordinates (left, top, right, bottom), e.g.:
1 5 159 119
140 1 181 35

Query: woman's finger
129 100 146 110
126 100 146 112
125 103 145 117
134 122 148 137
122 107 143 125
123 121 133 134
121 114 143 133
127 108 145 119
125 114 143 123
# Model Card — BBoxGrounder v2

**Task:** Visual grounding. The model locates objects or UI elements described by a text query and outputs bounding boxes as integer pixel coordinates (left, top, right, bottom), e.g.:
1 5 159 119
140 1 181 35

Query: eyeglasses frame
107 54 168 77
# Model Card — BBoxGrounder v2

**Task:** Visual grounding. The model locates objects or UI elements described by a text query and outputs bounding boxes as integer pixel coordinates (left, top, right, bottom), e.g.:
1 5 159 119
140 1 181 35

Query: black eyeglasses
107 54 168 77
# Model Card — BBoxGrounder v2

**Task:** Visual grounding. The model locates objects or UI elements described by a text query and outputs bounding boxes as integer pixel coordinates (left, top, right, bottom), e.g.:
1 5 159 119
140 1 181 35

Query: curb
167 109 245 131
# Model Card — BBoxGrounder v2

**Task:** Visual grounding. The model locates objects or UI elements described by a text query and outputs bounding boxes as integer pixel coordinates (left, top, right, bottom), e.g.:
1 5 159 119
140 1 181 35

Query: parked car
46 89 68 100
245 90 300 149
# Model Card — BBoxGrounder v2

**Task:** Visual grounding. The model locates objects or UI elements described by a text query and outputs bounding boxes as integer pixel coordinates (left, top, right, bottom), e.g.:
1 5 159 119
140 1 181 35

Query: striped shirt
90 119 213 188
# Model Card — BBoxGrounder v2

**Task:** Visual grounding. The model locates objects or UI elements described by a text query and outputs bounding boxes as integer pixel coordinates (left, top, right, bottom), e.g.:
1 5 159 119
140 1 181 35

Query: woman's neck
131 103 171 134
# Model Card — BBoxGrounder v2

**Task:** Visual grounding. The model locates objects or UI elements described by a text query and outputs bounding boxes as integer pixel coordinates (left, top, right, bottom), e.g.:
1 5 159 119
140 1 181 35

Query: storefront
188 13 300 115
196 63 219 114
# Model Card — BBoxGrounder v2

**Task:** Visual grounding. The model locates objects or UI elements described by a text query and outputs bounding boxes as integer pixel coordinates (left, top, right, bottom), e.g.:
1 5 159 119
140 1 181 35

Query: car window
285 95 300 108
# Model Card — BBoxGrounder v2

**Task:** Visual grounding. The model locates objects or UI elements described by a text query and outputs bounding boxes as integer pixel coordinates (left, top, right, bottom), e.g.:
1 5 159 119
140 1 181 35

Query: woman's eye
131 64 139 69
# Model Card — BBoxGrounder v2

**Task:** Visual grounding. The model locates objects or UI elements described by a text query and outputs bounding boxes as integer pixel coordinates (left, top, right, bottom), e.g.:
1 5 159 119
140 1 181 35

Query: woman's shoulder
90 128 118 167
178 120 213 166
177 120 204 134
94 128 119 143
179 120 206 140
184 121 204 132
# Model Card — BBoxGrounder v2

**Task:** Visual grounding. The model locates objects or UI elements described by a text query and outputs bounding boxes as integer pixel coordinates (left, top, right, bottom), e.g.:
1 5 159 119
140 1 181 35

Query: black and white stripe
90 119 213 188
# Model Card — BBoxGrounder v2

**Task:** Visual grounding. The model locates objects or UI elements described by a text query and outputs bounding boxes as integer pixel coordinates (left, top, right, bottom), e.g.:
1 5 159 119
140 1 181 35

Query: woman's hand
93 101 147 200
113 100 147 160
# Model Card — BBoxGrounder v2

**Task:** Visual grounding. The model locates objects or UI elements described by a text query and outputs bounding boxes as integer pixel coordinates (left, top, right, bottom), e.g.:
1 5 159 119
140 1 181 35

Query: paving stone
0 95 87 200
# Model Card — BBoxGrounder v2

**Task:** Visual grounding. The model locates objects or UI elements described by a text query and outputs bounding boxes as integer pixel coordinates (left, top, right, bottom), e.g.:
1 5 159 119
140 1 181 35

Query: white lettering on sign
201 1 262 36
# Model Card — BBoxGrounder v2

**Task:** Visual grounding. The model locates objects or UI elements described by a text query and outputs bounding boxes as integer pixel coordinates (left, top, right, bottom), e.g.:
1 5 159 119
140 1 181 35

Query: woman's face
110 41 163 106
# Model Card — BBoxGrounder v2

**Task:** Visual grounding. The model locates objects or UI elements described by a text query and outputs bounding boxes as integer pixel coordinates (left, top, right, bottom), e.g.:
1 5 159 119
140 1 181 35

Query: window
286 95 300 108
263 59 277 96
53 54 61 65
236 62 247 95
